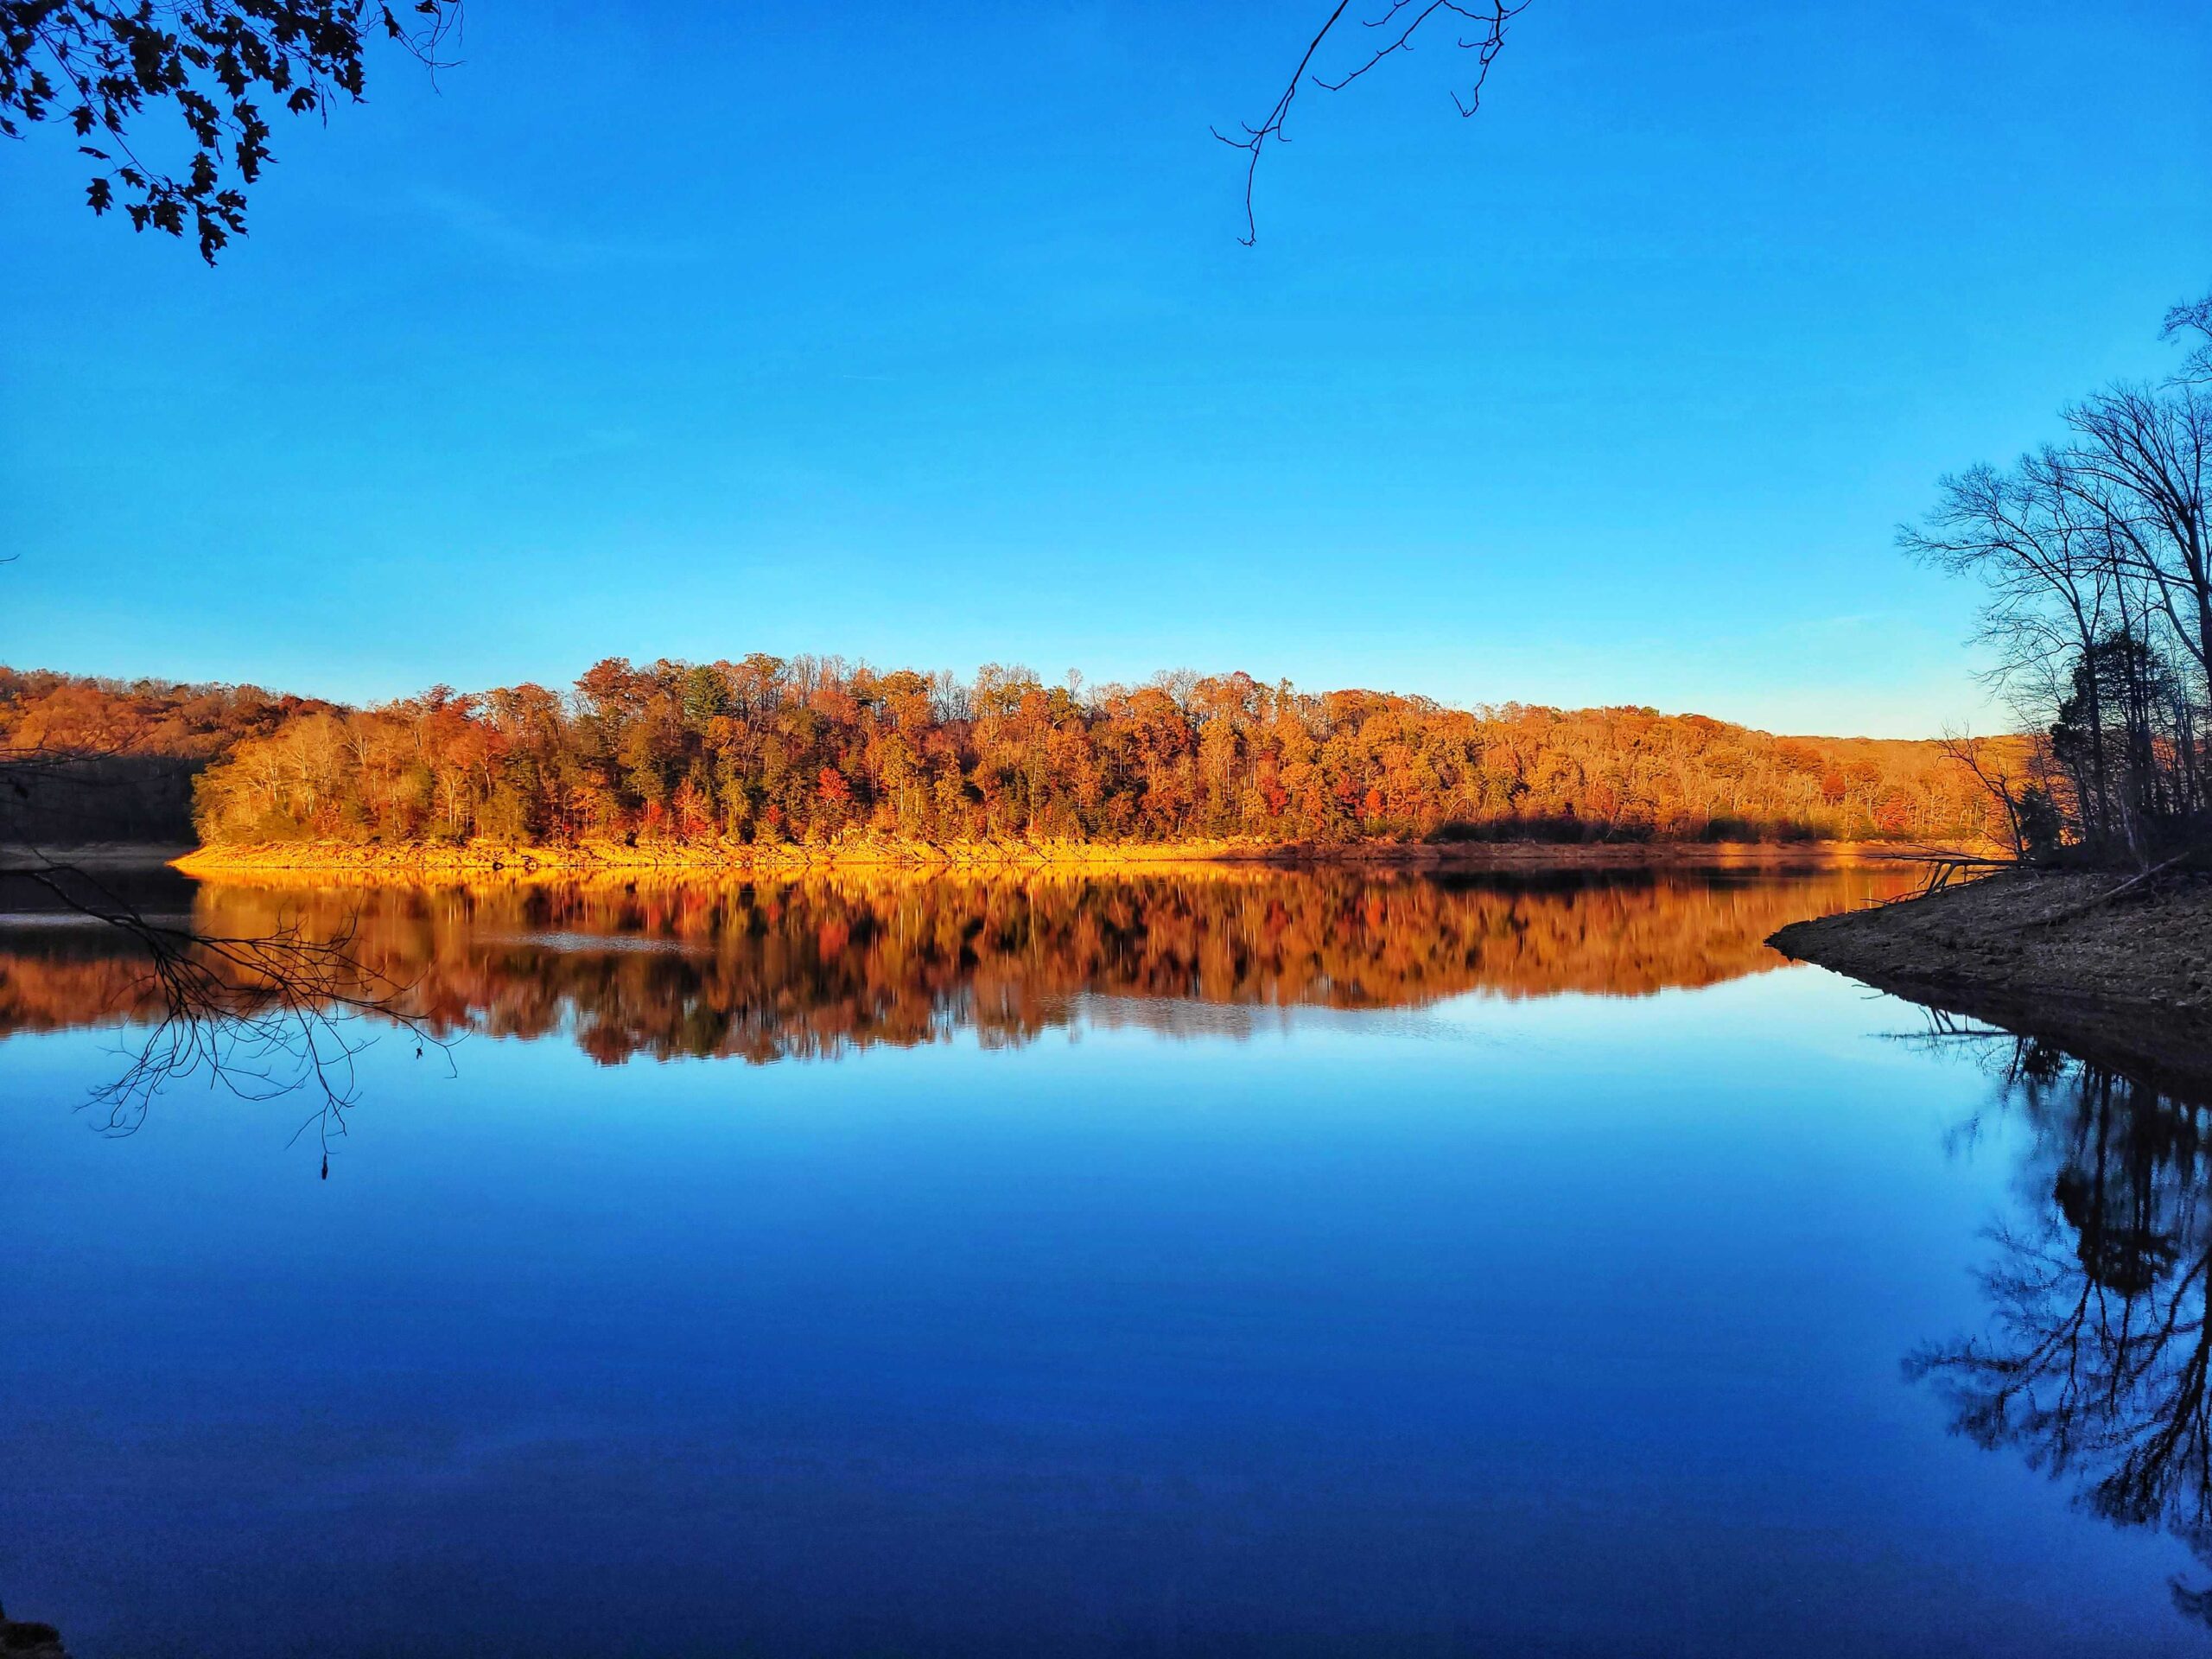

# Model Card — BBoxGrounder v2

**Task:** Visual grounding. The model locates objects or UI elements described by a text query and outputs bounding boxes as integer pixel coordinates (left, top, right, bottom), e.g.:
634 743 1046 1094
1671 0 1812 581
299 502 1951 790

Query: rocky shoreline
1770 869 2212 1093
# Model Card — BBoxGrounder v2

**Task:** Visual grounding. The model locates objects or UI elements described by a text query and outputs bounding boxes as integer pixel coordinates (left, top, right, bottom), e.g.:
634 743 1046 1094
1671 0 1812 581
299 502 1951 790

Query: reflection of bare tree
1908 1036 2212 1623
5 721 452 1171
3 852 448 1174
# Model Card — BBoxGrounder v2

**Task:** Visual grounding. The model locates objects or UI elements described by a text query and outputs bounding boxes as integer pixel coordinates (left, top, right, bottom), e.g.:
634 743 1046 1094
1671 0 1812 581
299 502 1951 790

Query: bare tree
1932 729 2039 861
1905 294 2212 866
2068 378 2212 693
2168 296 2212 386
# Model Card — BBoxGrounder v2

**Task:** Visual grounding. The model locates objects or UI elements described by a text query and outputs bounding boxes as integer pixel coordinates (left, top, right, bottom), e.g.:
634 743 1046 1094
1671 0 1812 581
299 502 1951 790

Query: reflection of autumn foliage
1 868 1916 1065
0 945 172 1032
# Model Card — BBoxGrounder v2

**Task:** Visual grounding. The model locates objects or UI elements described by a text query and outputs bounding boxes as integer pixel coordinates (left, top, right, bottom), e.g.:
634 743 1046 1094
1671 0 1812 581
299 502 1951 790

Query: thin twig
1216 0 1533 245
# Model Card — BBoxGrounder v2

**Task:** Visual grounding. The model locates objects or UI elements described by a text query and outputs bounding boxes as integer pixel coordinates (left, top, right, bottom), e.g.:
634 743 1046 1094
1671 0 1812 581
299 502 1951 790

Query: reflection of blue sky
1 962 2202 1653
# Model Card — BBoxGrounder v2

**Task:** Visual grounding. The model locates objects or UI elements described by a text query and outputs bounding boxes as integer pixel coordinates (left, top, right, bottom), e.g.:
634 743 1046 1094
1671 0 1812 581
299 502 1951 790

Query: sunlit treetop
0 0 459 261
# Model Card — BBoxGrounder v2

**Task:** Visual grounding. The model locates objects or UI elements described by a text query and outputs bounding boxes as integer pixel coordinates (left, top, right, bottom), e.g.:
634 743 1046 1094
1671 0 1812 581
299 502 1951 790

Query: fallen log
2014 851 2195 930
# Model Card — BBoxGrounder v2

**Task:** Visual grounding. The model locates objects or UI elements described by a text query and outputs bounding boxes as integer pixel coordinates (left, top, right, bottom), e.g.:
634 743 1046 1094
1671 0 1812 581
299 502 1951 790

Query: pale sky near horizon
3 1 2208 737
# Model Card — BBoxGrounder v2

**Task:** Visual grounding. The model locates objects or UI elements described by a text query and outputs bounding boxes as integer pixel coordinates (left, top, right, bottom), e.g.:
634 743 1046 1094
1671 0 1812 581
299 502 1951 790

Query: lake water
3 865 2207 1656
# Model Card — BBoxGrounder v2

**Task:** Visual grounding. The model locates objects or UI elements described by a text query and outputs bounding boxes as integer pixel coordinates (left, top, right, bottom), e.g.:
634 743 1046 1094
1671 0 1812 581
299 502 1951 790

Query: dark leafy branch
0 0 461 261
1217 0 1535 245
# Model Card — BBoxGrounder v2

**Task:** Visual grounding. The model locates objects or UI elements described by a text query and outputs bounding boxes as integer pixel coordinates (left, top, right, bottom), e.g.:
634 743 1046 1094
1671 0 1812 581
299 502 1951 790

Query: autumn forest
3 658 1998 852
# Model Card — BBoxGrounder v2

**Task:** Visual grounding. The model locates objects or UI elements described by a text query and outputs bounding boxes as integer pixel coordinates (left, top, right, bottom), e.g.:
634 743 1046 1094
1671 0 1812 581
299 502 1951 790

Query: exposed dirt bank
174 837 1947 880
1770 870 2212 1093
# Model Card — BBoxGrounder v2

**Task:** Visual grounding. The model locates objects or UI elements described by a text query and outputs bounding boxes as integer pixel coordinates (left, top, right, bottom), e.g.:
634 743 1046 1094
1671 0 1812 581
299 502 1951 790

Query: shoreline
169 836 1956 880
1770 870 2212 1093
0 842 195 871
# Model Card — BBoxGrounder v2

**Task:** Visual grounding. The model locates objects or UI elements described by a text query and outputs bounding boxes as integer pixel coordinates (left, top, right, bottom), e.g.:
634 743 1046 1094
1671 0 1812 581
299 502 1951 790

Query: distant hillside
0 668 339 844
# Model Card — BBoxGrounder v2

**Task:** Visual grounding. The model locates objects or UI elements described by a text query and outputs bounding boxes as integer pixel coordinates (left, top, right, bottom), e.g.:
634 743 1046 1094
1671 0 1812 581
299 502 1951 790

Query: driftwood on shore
2012 851 2196 930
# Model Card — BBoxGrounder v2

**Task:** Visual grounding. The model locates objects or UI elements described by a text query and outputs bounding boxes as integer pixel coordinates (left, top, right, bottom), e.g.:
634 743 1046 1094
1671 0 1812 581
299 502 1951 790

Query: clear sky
3 1 2207 736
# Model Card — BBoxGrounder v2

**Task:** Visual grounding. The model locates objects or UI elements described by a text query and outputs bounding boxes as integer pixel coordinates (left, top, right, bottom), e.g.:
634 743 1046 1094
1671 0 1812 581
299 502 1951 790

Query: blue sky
3 1 2206 735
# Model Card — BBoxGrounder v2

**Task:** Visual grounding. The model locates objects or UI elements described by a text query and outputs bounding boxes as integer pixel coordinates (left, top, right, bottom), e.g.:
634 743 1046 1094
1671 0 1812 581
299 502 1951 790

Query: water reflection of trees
0 866 1911 1066
1909 1030 2212 1623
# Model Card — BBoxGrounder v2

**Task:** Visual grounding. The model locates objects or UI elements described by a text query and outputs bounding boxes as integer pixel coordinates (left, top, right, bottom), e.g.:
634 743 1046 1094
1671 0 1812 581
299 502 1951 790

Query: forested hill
147 656 1999 849
0 668 339 844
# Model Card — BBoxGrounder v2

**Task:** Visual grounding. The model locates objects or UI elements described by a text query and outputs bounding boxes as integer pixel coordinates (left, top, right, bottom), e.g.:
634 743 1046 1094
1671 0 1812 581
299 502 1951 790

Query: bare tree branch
1217 0 1535 245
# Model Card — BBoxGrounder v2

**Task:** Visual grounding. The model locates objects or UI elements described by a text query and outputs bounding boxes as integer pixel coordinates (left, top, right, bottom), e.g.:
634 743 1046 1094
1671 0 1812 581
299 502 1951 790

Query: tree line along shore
3 662 2002 856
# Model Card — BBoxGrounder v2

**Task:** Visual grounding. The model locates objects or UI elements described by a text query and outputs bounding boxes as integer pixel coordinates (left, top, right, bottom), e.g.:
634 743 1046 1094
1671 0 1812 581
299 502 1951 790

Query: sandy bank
1770 870 2212 1091
172 837 1939 880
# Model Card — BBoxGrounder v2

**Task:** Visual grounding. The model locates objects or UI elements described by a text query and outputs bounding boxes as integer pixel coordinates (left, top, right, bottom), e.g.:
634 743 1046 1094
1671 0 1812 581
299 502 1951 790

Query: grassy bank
171 836 1941 880
1770 870 2212 1089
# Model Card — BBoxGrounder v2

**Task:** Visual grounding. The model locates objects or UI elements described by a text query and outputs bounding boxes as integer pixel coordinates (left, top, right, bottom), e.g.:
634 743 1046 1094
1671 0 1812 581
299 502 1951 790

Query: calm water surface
2 866 2205 1656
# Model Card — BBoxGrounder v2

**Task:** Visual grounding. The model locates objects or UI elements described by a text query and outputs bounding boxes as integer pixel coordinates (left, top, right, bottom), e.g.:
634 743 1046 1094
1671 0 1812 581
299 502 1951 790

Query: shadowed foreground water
3 865 2208 1656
